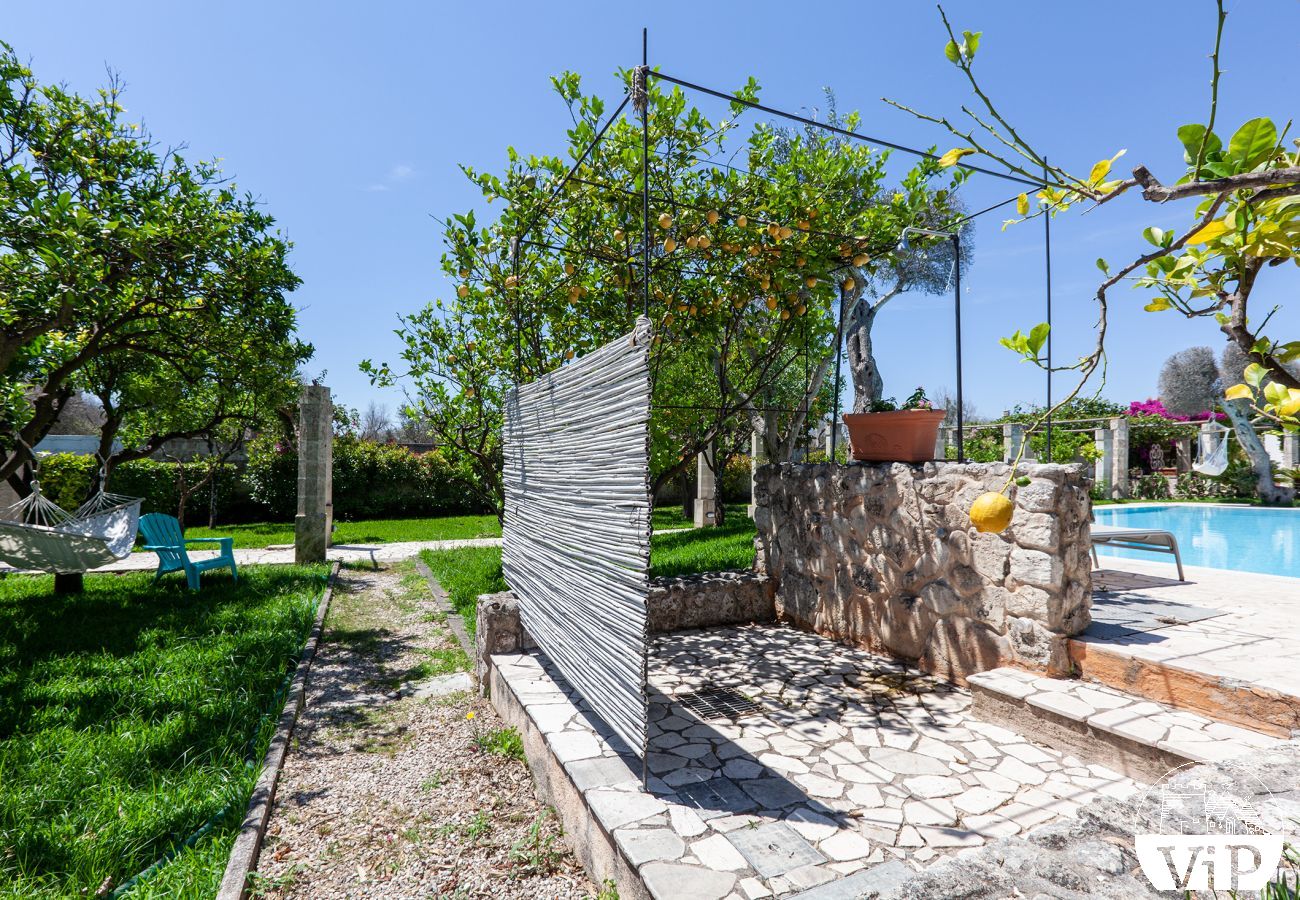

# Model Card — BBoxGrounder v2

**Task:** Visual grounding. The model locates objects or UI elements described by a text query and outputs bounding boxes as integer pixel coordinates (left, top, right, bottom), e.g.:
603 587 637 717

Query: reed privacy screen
502 318 653 758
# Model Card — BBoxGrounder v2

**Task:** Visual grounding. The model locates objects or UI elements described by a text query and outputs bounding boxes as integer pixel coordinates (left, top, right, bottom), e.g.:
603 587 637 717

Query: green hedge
244 437 477 521
36 455 243 519
30 438 478 524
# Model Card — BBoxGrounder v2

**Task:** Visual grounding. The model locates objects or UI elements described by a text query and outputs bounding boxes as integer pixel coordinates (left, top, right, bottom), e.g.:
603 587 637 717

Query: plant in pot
842 387 947 462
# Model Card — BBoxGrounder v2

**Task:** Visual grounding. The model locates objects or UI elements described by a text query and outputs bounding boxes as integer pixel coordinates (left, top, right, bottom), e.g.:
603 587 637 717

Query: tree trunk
844 302 883 413
679 471 691 522
1223 398 1294 506
54 573 84 593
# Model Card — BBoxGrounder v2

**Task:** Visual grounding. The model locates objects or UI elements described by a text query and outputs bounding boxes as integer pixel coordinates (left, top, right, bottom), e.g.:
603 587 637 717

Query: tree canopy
0 42 312 491
364 69 969 510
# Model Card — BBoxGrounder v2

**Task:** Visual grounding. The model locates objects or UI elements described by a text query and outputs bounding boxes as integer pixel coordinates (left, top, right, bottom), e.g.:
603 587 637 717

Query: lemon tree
365 70 967 511
0 43 310 490
888 2 1300 505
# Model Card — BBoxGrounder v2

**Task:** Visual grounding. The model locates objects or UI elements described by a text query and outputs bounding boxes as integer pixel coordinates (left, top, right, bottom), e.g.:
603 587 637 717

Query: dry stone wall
753 461 1093 682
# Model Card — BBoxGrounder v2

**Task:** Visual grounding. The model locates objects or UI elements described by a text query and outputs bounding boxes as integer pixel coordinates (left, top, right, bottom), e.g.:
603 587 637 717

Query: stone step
1067 635 1300 738
966 667 1281 783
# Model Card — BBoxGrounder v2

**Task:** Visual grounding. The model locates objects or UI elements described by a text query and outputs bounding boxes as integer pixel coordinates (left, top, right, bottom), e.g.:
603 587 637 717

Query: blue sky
8 2 1298 421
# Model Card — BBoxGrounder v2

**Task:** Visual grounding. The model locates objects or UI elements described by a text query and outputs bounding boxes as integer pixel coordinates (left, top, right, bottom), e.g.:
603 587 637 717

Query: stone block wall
753 461 1093 682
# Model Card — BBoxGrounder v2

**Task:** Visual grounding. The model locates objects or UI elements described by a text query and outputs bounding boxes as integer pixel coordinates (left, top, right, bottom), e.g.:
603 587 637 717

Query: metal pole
1044 160 1053 460
640 29 651 320
831 284 845 461
953 233 964 462
510 236 522 383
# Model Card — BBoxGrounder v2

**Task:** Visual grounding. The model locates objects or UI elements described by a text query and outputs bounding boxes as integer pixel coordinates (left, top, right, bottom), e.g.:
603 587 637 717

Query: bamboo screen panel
502 317 653 758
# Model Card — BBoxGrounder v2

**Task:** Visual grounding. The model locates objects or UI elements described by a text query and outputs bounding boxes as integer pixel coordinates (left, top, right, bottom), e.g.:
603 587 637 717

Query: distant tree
361 402 394 442
1158 346 1221 415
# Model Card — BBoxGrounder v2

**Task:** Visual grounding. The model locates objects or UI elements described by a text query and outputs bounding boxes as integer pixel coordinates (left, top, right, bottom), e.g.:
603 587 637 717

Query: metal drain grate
674 686 762 721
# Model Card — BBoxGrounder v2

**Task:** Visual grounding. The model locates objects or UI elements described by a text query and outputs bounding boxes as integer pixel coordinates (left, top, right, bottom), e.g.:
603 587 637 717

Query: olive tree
1158 346 1221 416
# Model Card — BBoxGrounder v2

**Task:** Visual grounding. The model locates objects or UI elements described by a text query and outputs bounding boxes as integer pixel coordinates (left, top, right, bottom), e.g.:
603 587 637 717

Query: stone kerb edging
414 556 475 661
216 561 341 900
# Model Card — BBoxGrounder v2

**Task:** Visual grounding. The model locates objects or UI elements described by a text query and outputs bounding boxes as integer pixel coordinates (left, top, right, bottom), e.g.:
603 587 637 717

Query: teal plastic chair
139 513 238 590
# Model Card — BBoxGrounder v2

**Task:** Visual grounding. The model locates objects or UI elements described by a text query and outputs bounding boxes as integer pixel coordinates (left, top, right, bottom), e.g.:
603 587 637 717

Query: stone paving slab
967 666 1282 768
492 624 1143 900
1083 560 1300 701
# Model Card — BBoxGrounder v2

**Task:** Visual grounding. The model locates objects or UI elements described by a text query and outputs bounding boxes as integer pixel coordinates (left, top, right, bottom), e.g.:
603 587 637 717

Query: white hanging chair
0 459 142 574
1193 421 1230 477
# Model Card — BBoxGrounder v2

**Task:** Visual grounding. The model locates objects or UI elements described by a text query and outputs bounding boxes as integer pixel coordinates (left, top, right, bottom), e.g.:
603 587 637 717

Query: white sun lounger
1090 525 1185 581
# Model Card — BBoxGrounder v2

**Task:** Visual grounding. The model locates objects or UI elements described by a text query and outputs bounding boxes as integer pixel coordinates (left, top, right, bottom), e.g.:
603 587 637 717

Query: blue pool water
1093 504 1300 577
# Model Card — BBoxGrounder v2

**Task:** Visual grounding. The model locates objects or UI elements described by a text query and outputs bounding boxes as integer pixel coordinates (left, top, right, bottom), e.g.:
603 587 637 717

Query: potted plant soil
842 387 947 463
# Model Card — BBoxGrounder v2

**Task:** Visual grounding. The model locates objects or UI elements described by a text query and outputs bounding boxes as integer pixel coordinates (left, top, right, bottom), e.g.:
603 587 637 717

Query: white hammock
1193 424 1230 477
0 471 142 574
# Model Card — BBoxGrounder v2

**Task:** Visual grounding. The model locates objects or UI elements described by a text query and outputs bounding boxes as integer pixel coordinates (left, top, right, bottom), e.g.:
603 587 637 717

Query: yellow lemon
658 212 673 229
706 209 720 225
505 274 519 288
779 226 794 240
796 256 806 268
564 350 574 360
563 262 575 276
465 387 476 398
853 253 870 267
459 267 469 278
736 214 748 228
765 296 778 310
664 237 676 253
457 284 469 298
447 354 457 364
969 492 1014 534
796 304 807 316
780 309 791 320
697 235 711 249
805 276 818 289
614 228 625 242
797 219 810 231
842 277 856 292
686 235 698 249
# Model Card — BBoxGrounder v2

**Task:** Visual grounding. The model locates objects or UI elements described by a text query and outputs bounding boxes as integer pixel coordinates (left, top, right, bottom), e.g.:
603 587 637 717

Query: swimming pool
1093 504 1300 577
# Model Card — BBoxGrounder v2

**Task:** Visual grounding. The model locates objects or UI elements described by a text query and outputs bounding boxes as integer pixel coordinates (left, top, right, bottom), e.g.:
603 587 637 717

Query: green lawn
0 565 329 898
420 515 757 630
167 514 501 551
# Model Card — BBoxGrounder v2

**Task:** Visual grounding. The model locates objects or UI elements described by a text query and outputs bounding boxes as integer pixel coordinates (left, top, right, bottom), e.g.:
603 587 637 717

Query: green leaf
1026 322 1050 357
1264 381 1289 405
1275 341 1300 363
1228 117 1278 169
944 40 961 64
1244 363 1269 388
1176 124 1221 165
1142 226 1165 247
1096 258 1109 274
1144 297 1172 312
962 31 982 59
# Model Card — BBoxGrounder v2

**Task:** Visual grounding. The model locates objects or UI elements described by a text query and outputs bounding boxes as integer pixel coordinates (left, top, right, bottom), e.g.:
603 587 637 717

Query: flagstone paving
493 623 1146 900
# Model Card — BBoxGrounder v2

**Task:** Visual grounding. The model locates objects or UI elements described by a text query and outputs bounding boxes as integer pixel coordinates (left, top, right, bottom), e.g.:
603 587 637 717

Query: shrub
245 435 478 520
35 454 241 519
1175 472 1235 500
1129 468 1172 500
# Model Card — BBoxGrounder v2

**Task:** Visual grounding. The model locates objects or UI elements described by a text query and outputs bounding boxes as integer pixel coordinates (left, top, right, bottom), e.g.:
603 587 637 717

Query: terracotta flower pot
842 409 947 463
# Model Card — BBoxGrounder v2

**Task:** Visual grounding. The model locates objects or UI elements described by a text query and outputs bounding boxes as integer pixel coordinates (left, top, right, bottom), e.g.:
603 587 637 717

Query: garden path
254 561 599 899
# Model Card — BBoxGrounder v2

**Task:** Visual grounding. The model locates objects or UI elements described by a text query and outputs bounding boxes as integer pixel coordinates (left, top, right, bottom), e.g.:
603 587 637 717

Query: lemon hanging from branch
969 491 1014 533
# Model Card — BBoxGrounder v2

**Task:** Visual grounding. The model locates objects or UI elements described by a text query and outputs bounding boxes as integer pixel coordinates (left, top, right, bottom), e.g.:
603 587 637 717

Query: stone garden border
414 556 475 661
216 560 340 900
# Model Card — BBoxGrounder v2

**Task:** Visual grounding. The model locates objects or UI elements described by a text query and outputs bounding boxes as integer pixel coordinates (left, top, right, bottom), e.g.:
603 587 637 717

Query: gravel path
255 562 601 899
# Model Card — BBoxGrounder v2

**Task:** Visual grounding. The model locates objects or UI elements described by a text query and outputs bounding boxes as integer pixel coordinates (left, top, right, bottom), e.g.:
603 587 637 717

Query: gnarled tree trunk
845 301 884 413
1223 398 1293 506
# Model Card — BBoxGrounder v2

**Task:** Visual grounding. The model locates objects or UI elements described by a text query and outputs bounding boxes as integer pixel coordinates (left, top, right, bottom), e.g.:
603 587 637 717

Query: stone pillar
693 447 717 528
1284 432 1300 468
1002 423 1024 464
1094 427 1112 492
1109 416 1130 499
295 384 333 563
1174 437 1193 473
748 431 767 519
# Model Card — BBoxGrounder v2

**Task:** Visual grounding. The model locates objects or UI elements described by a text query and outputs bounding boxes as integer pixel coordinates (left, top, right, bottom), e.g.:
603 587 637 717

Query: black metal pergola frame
513 28 1061 463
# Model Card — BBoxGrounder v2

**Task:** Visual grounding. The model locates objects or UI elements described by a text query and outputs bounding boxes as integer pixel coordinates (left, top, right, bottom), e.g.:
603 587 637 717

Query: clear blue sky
8 2 1298 421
